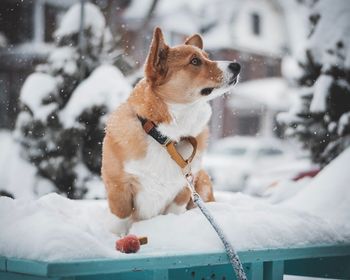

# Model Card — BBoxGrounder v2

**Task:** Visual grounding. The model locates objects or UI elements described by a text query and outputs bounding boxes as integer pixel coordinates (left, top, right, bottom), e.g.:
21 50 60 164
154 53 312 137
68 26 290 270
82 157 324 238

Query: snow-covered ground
0 146 350 262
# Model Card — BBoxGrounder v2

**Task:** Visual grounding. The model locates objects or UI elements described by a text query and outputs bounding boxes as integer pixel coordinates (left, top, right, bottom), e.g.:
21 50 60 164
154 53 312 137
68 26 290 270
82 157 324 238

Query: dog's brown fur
102 27 226 221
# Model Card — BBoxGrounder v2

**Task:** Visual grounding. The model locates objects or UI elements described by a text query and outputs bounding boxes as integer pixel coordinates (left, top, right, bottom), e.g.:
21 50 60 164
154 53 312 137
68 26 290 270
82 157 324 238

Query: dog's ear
184 34 203 49
145 27 169 84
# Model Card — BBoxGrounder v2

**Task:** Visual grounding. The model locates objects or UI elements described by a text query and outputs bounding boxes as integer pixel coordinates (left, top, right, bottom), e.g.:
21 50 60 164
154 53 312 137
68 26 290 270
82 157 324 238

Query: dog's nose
228 62 241 75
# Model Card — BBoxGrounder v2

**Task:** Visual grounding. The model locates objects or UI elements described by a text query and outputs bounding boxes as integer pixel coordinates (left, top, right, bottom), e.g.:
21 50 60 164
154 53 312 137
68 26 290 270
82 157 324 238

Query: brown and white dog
102 27 240 230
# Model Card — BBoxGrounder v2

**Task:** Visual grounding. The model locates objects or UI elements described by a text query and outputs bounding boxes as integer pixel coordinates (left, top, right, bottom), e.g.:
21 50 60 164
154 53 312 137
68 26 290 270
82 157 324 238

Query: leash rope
186 175 247 280
137 115 247 279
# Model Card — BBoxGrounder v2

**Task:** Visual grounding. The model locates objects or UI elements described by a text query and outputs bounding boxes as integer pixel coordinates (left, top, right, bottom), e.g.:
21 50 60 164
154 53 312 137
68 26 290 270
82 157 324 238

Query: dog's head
144 27 240 104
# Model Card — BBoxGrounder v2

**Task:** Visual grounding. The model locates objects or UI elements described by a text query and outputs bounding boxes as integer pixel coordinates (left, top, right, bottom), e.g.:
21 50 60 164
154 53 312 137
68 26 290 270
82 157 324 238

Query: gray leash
186 175 247 280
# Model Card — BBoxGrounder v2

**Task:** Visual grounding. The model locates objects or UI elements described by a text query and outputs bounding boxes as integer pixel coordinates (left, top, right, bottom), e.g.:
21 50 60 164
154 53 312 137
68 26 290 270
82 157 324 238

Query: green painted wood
6 258 50 277
75 271 154 280
285 255 350 279
245 262 263 280
169 264 233 280
263 261 284 280
3 244 350 278
0 256 6 271
152 269 169 280
0 271 74 280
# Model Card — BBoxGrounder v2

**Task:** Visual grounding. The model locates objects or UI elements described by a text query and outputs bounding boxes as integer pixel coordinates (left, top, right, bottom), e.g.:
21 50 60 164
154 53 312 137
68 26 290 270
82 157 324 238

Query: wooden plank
245 263 263 280
4 244 350 278
285 255 350 279
240 243 350 263
6 253 231 277
169 264 233 280
74 271 154 280
152 269 169 280
0 271 74 280
263 261 284 280
6 258 49 277
0 256 6 271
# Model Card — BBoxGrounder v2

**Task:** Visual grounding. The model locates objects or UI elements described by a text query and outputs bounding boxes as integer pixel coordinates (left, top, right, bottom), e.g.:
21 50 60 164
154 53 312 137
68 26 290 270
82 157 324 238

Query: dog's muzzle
200 61 241 96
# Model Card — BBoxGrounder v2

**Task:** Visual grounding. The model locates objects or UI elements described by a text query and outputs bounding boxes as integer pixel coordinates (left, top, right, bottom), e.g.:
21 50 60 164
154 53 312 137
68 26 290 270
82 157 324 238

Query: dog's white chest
124 101 212 220
124 139 189 219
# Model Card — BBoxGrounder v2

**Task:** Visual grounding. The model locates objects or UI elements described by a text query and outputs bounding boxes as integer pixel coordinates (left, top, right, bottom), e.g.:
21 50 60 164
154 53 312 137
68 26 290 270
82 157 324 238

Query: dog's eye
190 57 201 66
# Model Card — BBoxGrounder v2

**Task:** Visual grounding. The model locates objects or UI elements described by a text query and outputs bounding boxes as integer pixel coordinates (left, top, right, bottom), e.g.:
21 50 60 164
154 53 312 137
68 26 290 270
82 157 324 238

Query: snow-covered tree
15 3 131 198
279 0 350 166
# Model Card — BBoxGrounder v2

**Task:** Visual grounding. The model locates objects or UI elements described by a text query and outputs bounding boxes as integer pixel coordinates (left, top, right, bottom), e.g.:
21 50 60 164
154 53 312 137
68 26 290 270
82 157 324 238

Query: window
257 148 283 157
251 12 261 36
0 1 33 44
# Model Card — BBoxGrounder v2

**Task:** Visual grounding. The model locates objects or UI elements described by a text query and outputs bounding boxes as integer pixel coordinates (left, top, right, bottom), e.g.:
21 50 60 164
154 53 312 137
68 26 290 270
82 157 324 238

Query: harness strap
137 115 197 175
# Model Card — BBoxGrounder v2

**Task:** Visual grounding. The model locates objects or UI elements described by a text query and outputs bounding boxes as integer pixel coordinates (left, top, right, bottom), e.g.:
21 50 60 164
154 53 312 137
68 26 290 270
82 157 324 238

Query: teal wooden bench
1 244 350 280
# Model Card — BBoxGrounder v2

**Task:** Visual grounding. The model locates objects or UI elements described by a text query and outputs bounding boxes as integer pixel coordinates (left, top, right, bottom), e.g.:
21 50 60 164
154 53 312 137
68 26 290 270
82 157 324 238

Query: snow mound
0 194 117 261
20 73 58 121
60 65 131 128
55 2 106 39
1 148 350 261
284 146 350 225
0 190 348 261
131 193 344 253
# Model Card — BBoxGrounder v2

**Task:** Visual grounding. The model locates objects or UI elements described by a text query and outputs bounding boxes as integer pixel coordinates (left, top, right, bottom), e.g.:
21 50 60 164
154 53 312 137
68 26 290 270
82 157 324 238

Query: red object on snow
116 234 148 254
292 168 320 181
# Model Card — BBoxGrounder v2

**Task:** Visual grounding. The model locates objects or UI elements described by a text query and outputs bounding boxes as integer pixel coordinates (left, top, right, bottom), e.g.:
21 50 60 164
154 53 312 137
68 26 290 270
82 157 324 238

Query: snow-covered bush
279 0 350 166
15 3 131 198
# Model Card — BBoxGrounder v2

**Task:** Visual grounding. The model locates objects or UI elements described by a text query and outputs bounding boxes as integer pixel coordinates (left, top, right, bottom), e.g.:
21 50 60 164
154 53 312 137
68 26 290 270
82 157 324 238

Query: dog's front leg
105 178 137 235
165 187 192 215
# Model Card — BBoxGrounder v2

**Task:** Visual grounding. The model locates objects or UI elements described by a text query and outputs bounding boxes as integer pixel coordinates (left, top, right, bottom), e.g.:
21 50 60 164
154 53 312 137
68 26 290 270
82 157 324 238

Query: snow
281 56 304 82
0 194 116 261
55 2 106 40
60 65 131 128
48 47 79 76
20 73 58 121
0 31 7 48
1 145 350 261
0 130 55 199
266 177 312 204
230 78 298 110
305 0 350 68
338 112 350 136
284 146 350 225
0 191 344 261
309 75 333 113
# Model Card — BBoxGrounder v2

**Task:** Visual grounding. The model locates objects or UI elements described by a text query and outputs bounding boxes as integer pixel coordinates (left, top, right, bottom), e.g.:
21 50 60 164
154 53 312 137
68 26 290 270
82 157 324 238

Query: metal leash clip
185 172 200 201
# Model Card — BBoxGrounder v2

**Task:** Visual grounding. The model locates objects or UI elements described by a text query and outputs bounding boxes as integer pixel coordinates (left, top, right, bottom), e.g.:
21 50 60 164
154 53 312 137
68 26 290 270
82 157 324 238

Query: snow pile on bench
0 148 349 261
